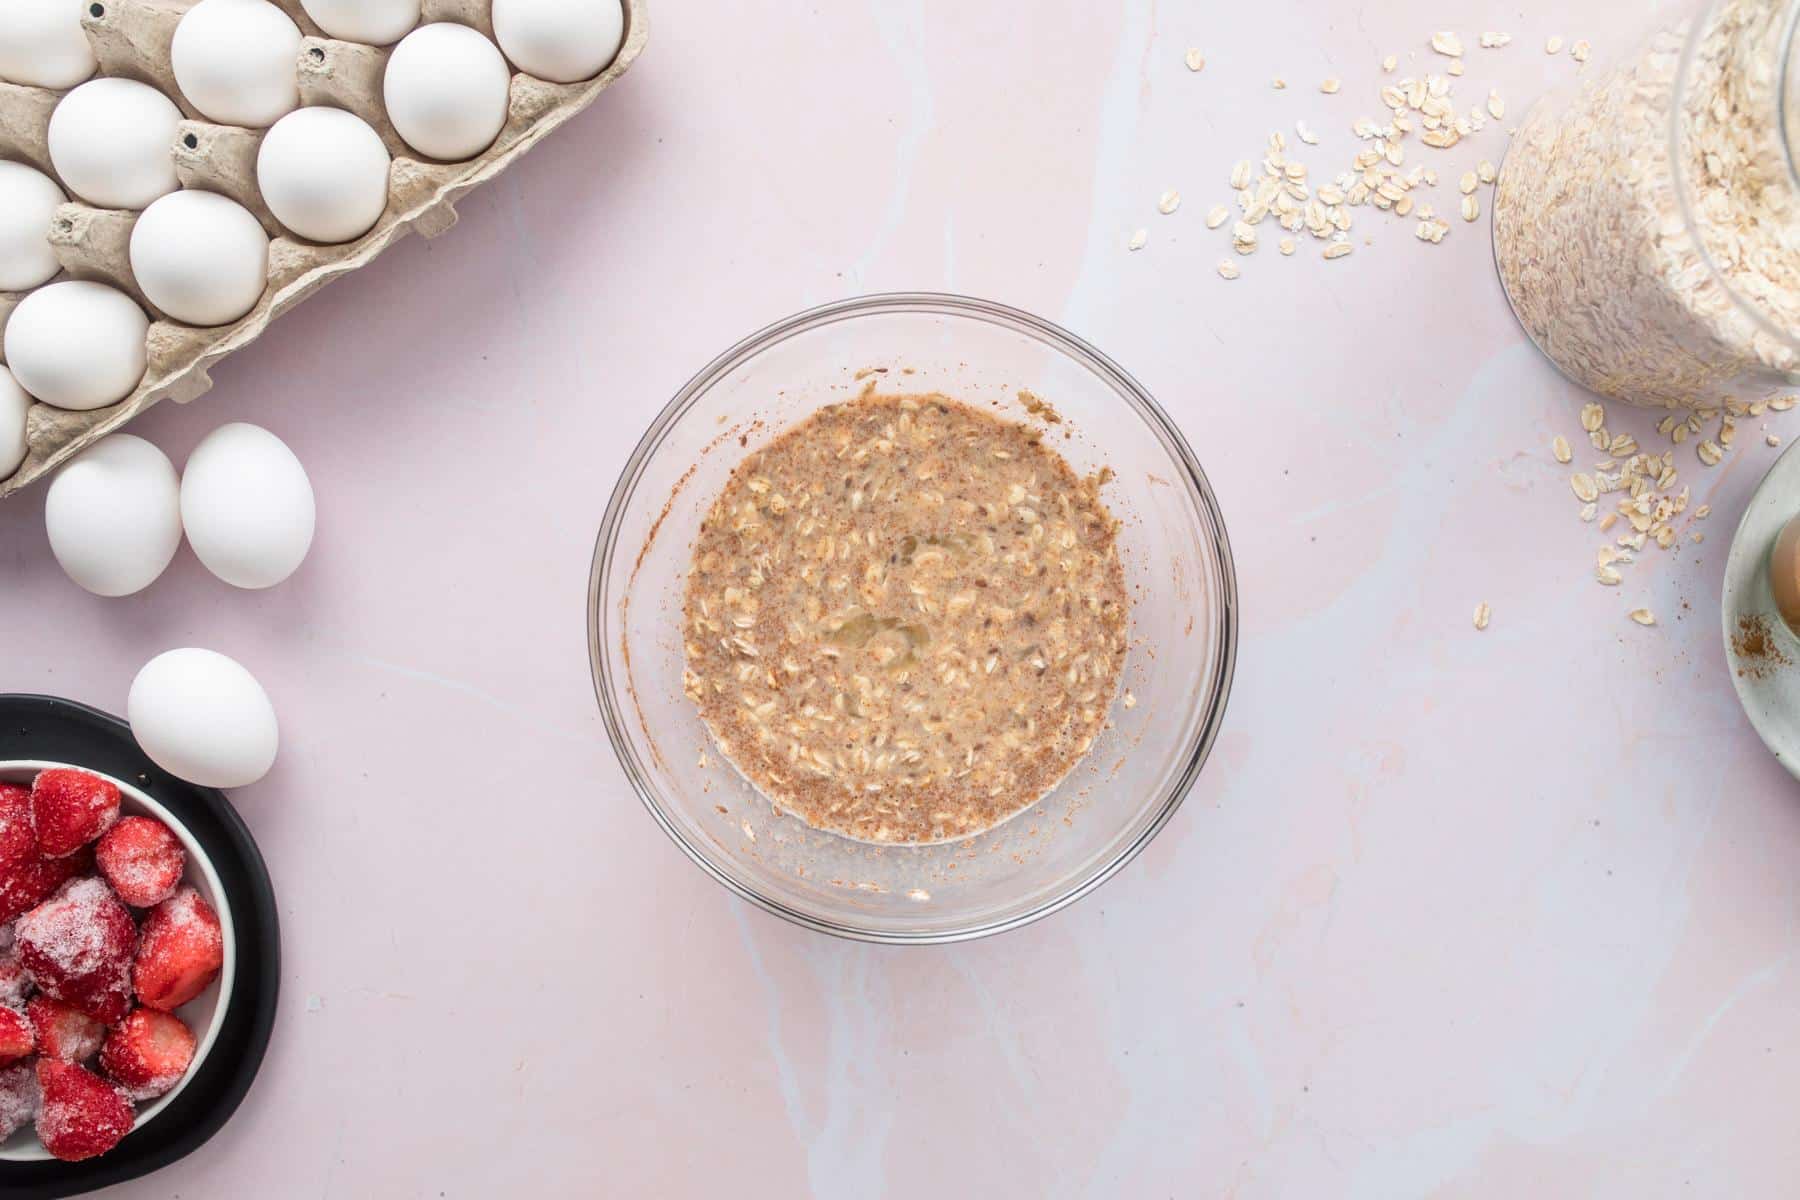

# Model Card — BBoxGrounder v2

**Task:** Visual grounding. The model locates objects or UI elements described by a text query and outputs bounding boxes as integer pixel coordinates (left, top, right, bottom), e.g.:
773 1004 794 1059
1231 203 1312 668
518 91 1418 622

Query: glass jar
1493 0 1800 410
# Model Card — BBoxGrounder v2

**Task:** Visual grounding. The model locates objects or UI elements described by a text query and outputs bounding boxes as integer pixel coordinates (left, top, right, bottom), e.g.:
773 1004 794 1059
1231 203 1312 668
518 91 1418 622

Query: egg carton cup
0 0 647 498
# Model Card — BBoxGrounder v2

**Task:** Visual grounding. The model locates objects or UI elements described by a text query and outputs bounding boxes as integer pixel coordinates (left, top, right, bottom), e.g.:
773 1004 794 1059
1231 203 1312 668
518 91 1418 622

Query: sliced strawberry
99 1009 194 1101
95 817 185 909
30 770 120 859
28 996 103 1063
133 888 222 1013
0 785 34 876
15 878 136 1026
0 1007 32 1065
35 1059 132 1162
0 1061 37 1140
0 952 29 1008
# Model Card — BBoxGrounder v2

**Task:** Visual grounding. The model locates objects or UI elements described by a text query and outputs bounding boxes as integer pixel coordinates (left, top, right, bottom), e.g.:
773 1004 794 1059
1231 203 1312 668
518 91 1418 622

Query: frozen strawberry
0 785 34 875
28 996 103 1063
30 770 120 859
134 888 222 1013
95 817 185 909
0 1007 32 1065
35 1060 132 1162
0 848 88 926
15 878 136 1025
0 1061 37 1140
0 953 29 1008
99 1009 194 1101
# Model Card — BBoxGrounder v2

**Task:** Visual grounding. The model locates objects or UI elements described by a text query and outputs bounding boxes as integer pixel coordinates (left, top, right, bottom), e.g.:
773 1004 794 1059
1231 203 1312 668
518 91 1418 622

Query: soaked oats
682 395 1129 845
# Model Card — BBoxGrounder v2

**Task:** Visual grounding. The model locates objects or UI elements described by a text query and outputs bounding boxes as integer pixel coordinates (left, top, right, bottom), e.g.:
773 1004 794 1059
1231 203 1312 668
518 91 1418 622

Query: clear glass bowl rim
588 291 1240 944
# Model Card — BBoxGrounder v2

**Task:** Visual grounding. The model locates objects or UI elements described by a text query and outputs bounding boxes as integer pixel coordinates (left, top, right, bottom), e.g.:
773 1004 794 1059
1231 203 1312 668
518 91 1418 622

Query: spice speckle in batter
682 393 1129 844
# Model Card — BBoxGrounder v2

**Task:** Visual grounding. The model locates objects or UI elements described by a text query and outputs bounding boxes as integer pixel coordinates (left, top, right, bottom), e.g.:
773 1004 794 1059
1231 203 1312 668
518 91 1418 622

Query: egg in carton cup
0 0 647 499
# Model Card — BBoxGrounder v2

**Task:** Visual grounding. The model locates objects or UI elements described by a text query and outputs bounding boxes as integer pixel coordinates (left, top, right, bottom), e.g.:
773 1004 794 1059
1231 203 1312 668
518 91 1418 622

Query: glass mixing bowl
589 294 1236 943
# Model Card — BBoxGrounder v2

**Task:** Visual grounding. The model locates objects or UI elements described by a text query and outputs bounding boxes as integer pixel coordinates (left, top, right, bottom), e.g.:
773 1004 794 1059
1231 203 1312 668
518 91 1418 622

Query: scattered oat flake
1431 31 1464 56
1572 473 1599 502
1461 194 1479 221
1599 512 1618 532
1324 242 1352 260
1698 439 1723 465
1272 77 1287 89
1487 90 1505 119
1695 504 1711 519
1478 159 1496 183
1185 48 1206 71
1473 602 1491 631
1596 565 1623 586
1122 690 1137 708
1552 435 1572 463
1772 396 1797 411
1546 35 1565 54
1448 59 1465 76
1770 433 1784 447
1321 77 1341 94
1127 228 1147 251
1580 402 1605 432
1205 204 1230 229
1217 260 1240 279
1158 189 1181 214
1296 119 1319 144
1571 39 1591 62
1480 32 1511 48
1580 502 1598 522
1460 171 1478 194
1382 54 1398 72
1279 237 1296 255
1628 608 1656 626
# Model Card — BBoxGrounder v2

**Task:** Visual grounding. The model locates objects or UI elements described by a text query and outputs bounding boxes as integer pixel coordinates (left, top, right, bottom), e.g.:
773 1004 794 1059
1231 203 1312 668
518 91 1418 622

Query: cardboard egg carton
0 0 646 497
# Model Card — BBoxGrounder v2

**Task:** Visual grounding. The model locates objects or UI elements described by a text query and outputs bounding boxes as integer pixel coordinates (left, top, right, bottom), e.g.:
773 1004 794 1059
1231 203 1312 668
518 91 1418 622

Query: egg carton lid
0 0 647 498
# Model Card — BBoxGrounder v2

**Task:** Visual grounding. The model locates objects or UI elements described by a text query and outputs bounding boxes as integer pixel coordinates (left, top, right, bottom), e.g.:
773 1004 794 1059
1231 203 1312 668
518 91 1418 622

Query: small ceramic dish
1723 440 1800 779
0 761 237 1163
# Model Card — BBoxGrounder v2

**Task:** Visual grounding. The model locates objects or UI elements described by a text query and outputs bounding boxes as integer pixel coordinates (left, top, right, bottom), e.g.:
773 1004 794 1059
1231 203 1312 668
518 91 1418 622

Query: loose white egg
171 0 302 128
180 422 315 589
256 107 391 244
128 648 280 788
0 0 97 89
130 191 270 327
0 367 30 478
492 0 623 84
47 78 183 210
0 161 66 293
4 281 148 412
384 23 511 161
44 434 182 597
298 0 419 45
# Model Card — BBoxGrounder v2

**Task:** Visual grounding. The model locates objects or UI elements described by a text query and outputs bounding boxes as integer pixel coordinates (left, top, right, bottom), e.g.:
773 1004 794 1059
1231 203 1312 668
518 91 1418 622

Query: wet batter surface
682 393 1128 844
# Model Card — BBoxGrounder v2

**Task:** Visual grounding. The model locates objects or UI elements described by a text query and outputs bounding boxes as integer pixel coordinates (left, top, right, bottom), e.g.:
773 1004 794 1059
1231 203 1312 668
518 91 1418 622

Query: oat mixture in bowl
590 294 1236 943
682 394 1129 845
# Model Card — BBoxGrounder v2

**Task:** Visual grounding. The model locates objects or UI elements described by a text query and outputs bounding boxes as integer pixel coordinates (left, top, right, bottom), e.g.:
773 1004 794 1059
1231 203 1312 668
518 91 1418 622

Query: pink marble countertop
4 0 1797 1194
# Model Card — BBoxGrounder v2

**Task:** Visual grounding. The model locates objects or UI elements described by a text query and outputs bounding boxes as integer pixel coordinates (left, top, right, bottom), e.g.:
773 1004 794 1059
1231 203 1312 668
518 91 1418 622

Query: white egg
384 23 511 161
4 281 148 412
128 648 279 788
256 107 391 244
0 0 97 89
130 191 270 327
298 0 419 45
45 434 182 597
0 161 66 293
47 78 183 210
171 0 302 128
180 422 315 589
492 0 623 84
0 367 30 478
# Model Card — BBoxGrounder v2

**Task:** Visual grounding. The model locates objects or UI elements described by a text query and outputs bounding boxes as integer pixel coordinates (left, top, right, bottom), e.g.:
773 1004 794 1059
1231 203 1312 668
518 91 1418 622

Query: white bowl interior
0 761 236 1162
